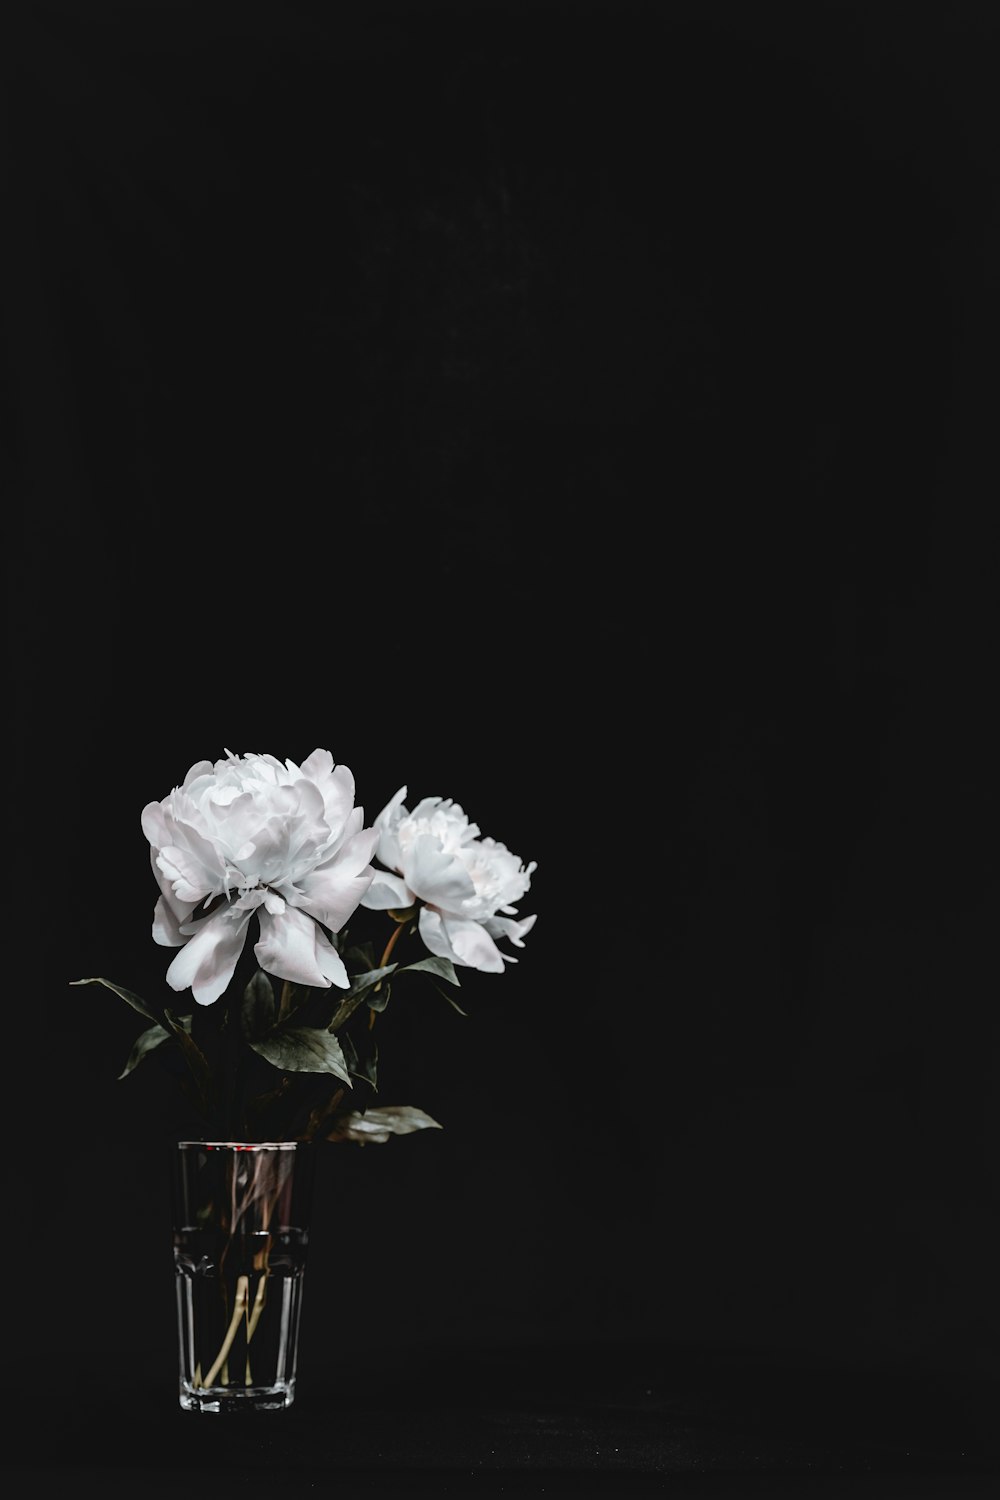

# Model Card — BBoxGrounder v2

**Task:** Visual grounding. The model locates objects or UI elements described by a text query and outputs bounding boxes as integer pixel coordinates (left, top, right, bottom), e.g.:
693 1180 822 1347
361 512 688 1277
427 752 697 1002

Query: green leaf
249 1026 352 1084
339 1028 359 1073
338 1031 378 1089
429 983 468 1017
366 978 391 1013
398 956 461 987
394 956 466 1013
326 1105 442 1144
118 1023 172 1079
355 1039 378 1090
327 965 397 1030
277 979 309 1022
163 1009 212 1096
70 976 160 1023
242 969 276 1040
350 963 396 994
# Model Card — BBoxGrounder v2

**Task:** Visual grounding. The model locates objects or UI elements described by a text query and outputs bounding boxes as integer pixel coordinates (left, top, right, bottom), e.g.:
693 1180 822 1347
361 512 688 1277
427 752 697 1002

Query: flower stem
370 916 410 1030
246 1272 268 1343
378 920 407 971
244 1273 268 1384
201 1275 250 1388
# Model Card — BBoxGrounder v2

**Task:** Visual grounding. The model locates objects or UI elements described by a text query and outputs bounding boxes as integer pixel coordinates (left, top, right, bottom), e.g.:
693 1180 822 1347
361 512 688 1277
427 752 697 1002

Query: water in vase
174 1224 309 1412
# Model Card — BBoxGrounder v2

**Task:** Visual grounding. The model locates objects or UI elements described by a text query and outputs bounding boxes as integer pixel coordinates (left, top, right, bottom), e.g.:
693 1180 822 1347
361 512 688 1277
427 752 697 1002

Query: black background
4 0 1000 1485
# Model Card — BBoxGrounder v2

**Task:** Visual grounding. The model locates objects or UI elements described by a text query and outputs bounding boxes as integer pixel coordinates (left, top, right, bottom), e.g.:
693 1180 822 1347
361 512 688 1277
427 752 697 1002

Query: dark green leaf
351 965 397 990
242 969 276 1040
339 1029 359 1073
326 1105 442 1144
328 966 397 1030
277 979 309 1021
118 1023 172 1079
249 1026 352 1084
163 1008 212 1095
430 983 468 1016
338 1028 378 1090
398 956 461 987
70 976 160 1023
326 993 364 1031
354 1039 378 1090
284 984 342 1029
366 978 391 1013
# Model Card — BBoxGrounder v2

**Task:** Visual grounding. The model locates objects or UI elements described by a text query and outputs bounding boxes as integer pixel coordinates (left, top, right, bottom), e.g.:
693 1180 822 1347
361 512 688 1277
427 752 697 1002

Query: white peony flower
360 787 537 973
142 749 378 1006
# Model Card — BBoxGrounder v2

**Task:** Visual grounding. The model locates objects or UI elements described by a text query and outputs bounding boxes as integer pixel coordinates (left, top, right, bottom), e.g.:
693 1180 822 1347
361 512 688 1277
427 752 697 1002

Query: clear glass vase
171 1140 317 1414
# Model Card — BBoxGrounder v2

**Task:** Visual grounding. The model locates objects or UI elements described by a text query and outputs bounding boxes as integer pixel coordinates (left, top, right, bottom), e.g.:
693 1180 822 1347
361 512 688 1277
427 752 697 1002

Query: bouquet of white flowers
73 747 537 1146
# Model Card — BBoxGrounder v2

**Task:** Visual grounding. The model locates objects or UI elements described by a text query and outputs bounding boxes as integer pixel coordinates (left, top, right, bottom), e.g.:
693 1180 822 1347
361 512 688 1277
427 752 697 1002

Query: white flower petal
149 848 197 927
255 907 349 989
360 871 414 910
298 748 334 781
371 785 408 870
416 907 460 964
341 806 365 841
294 827 378 931
141 800 171 848
406 834 477 911
420 909 507 972
152 894 192 946
313 926 350 987
445 915 509 972
317 762 357 841
408 794 445 821
156 846 216 904
155 818 228 899
181 759 215 789
484 912 537 948
165 905 254 1006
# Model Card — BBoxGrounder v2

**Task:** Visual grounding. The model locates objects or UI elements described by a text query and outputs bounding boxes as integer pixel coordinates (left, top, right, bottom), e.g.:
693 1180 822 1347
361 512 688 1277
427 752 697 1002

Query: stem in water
201 1275 250 1388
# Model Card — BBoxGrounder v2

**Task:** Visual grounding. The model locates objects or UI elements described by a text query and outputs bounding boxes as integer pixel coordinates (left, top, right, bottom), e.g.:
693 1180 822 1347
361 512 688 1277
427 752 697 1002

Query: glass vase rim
175 1139 306 1151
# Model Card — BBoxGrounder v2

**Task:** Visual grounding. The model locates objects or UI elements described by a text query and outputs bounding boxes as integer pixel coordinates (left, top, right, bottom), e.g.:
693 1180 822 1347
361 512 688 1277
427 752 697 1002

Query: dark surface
4 2 1000 1490
3 1342 998 1495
